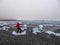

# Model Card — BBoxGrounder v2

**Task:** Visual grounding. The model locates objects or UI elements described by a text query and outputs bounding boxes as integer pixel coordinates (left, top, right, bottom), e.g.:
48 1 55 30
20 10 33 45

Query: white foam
12 31 26 35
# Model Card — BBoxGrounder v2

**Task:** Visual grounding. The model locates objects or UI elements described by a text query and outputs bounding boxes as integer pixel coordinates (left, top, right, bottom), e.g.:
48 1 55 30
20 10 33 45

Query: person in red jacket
16 22 23 33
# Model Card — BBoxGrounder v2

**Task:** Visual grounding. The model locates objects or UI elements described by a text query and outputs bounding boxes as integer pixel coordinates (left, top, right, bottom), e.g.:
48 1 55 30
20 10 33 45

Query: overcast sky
0 0 60 20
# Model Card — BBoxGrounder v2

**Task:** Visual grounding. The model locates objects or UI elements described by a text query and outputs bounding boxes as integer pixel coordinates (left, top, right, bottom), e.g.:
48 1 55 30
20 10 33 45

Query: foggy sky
0 0 60 20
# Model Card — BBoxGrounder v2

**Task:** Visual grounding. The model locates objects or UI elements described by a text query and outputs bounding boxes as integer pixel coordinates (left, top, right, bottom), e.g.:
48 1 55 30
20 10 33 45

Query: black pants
17 28 22 33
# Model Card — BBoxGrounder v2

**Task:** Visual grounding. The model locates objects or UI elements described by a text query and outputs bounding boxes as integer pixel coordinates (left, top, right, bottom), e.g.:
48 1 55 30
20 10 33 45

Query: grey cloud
0 0 60 20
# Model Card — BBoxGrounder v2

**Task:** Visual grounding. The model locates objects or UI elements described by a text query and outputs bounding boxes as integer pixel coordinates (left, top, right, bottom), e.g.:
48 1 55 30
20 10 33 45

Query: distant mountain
0 20 60 25
0 19 17 21
20 20 60 25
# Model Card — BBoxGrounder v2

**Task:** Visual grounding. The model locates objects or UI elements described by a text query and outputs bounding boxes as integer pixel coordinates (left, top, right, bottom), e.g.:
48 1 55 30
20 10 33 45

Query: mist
0 0 60 20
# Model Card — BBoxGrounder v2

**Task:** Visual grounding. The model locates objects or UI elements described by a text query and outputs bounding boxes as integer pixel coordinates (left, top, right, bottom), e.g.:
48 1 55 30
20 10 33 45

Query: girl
16 22 23 33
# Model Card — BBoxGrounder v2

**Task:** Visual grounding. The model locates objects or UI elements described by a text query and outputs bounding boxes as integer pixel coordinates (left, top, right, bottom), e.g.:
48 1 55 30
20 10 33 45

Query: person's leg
17 28 19 33
20 28 22 33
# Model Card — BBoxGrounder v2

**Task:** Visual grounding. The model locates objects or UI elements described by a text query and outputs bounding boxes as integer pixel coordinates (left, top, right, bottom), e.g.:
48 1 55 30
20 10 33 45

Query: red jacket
16 22 22 28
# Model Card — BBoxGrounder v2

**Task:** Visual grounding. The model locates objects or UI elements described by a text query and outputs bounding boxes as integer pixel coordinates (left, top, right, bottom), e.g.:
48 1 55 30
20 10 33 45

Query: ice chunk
45 30 60 36
2 26 10 30
33 28 43 34
39 25 43 30
2 26 6 30
21 27 25 30
23 24 27 29
45 31 54 35
12 31 26 35
0 28 2 30
53 33 60 36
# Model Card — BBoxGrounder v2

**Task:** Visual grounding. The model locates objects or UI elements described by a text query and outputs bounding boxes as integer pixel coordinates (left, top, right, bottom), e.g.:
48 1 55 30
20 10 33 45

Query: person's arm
19 24 24 27
19 24 24 25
